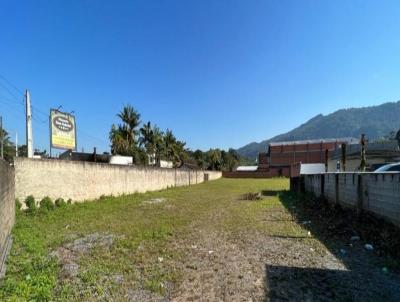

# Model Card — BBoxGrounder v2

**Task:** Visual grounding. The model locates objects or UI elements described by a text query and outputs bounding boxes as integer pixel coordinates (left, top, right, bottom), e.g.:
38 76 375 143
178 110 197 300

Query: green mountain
236 101 400 159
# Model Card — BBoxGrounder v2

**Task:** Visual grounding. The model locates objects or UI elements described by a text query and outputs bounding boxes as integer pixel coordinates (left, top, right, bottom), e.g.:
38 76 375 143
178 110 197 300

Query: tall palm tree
153 126 164 166
109 124 126 155
117 105 141 145
163 129 177 161
139 121 155 164
109 105 141 158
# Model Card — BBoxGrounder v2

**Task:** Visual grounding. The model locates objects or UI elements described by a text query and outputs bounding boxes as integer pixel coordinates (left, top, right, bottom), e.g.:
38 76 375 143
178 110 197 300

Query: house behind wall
327 141 400 172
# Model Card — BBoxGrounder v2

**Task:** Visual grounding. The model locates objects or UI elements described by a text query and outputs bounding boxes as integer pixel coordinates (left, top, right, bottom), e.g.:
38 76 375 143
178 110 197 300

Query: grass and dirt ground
1 178 400 301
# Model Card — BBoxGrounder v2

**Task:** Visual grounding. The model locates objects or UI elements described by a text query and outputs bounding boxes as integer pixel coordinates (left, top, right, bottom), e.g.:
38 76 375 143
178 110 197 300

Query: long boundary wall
0 160 15 276
222 168 290 178
14 158 222 202
302 173 400 227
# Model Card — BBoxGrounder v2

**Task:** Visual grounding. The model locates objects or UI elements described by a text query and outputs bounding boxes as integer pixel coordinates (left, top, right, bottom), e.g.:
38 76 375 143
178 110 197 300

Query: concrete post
335 173 339 206
356 174 363 217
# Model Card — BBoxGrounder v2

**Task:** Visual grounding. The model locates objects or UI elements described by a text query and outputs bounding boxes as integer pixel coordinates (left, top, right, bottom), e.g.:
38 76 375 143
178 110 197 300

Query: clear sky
1 0 400 153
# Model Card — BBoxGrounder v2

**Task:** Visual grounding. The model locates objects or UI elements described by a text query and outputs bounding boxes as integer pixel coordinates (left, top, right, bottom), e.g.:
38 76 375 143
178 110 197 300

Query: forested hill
236 101 400 159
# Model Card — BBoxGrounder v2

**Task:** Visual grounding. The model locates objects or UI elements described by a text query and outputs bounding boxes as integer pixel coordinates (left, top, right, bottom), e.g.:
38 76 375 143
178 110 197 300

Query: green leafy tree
0 128 16 162
153 126 164 166
172 140 188 167
193 149 208 169
117 105 141 144
18 144 28 157
221 148 240 171
109 124 127 155
109 105 142 163
207 149 222 170
163 129 177 161
139 121 155 164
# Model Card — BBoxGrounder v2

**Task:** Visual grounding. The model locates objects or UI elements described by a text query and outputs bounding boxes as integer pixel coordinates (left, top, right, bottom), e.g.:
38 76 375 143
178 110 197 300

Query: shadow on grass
263 190 400 301
278 190 400 263
261 190 281 197
266 265 378 301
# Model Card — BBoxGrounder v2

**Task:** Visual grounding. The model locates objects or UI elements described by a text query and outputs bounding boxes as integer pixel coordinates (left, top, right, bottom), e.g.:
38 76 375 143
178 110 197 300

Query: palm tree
173 140 187 167
109 105 141 159
153 126 164 166
139 121 155 164
117 105 141 146
163 129 177 161
109 124 126 155
0 128 15 161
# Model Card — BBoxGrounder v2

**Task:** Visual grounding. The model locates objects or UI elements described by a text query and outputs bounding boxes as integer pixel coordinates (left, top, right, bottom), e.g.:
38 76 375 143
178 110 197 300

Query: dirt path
168 201 400 301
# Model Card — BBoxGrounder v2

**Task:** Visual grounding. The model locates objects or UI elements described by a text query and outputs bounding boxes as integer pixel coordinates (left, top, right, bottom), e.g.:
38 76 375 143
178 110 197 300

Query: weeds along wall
303 173 400 227
0 160 15 275
14 157 222 202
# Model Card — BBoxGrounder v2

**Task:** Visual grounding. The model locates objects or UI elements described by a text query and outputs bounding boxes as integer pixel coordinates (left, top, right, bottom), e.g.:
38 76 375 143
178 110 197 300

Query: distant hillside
236 101 400 159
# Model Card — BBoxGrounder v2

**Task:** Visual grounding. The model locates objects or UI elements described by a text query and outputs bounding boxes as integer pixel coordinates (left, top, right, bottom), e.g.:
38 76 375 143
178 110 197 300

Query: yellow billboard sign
50 110 77 150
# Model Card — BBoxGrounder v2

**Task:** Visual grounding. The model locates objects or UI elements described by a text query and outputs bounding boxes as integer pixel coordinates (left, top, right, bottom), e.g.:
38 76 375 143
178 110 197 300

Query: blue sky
1 0 400 153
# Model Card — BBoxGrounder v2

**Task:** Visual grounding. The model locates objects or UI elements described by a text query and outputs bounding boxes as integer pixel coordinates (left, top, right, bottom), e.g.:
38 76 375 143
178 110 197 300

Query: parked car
374 162 400 172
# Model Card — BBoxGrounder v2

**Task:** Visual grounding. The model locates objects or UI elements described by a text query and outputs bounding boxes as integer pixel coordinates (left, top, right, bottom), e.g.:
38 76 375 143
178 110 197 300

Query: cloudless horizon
1 0 400 154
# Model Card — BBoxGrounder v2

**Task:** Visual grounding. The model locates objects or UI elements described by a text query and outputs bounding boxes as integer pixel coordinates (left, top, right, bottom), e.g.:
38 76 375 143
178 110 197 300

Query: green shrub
39 197 54 211
67 199 72 204
15 198 22 211
25 195 36 212
55 198 66 207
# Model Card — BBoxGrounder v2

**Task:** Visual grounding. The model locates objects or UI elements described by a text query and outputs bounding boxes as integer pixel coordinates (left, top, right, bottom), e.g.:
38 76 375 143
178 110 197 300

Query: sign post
50 109 77 152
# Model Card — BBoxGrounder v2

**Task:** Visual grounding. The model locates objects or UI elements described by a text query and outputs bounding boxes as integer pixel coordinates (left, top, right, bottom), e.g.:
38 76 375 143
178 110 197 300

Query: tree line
109 105 251 170
0 104 251 170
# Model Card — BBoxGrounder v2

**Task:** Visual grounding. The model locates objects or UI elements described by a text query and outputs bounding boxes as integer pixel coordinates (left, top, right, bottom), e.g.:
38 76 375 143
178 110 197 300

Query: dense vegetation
109 104 251 170
237 101 400 159
0 128 15 162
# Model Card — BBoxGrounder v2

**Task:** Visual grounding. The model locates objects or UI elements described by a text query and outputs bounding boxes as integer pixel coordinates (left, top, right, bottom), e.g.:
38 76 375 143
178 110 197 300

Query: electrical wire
0 73 110 148
0 73 25 95
0 80 22 102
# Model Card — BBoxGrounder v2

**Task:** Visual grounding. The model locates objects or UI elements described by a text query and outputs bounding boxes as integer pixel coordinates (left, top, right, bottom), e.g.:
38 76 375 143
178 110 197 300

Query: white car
374 162 400 172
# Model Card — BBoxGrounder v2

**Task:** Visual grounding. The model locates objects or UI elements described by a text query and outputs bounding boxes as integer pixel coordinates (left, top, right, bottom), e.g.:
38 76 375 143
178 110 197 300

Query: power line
0 80 22 102
0 97 25 116
0 72 110 149
0 73 25 95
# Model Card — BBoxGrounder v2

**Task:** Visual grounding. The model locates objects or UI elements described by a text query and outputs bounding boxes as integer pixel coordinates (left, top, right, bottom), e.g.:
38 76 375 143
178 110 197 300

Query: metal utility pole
25 90 33 158
0 116 3 159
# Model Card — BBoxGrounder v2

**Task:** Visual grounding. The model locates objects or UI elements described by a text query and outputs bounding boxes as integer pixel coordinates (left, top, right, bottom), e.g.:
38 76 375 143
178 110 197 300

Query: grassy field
1 178 399 301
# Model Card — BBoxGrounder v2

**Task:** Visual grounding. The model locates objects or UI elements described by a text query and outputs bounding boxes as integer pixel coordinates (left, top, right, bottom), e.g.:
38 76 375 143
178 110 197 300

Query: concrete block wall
363 173 400 226
0 160 15 272
14 158 222 202
304 172 400 227
324 174 336 203
304 174 322 197
338 174 358 208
